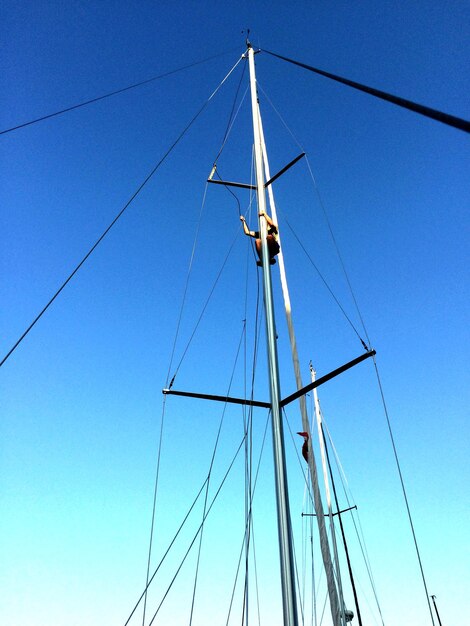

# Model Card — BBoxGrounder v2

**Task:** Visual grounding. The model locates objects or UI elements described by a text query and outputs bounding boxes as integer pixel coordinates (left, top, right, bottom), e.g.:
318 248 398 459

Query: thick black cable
1 57 241 369
262 49 470 134
1 48 239 136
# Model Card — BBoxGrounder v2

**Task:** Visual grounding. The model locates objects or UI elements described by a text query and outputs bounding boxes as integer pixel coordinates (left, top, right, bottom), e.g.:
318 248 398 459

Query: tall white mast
247 42 298 626
257 105 342 626
311 366 347 626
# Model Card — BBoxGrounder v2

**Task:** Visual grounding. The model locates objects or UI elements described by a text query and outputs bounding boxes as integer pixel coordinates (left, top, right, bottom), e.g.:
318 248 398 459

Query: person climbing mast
240 210 280 266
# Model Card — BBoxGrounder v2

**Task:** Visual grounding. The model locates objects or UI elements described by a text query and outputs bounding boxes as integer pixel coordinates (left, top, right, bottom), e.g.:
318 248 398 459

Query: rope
1 55 243 369
262 49 470 134
1 48 239 136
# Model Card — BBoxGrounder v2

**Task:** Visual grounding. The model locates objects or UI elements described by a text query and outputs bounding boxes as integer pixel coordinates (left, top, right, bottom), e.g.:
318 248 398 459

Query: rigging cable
322 418 385 626
241 186 261 626
212 57 247 165
257 82 370 352
188 325 247 626
164 181 210 388
166 58 247 388
304 155 372 351
226 201 264 626
0 55 243 369
372 358 436 626
124 432 247 626
283 217 369 351
141 394 168 626
0 48 239 136
125 477 209 626
166 222 242 384
293 147 435 623
145 434 248 626
261 49 470 134
225 412 270 626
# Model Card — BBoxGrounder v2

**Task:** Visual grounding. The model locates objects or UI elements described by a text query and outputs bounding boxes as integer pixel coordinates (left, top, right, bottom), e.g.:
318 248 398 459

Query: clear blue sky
1 2 469 625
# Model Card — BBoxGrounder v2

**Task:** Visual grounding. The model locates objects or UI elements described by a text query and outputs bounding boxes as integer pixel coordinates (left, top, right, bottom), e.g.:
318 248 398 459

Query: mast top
244 28 251 48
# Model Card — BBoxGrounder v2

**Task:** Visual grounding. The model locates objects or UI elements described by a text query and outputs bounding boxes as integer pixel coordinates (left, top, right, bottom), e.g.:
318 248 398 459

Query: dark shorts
267 235 280 256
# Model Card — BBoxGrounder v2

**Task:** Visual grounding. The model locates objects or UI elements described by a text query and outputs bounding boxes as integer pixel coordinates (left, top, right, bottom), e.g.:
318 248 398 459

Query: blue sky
1 2 469 625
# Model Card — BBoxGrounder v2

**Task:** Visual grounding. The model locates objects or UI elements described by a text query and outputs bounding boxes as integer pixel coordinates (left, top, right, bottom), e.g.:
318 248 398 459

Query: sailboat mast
247 42 299 626
311 368 348 626
257 107 342 626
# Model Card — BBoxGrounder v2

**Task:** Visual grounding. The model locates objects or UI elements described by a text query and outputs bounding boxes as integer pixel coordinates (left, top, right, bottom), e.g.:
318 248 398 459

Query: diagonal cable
1 55 243 369
262 49 470 133
1 48 239 136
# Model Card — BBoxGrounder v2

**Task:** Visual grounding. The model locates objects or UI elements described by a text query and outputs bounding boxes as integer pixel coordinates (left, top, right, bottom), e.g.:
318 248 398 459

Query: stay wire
188 324 246 626
141 395 168 626
212 59 247 165
1 47 239 136
124 477 209 626
257 82 371 352
168 222 242 383
262 49 470 134
264 72 430 622
225 412 271 626
283 217 369 350
171 144 258 387
304 155 372 350
145 434 247 626
322 418 385 626
372 357 436 626
125 429 247 626
164 181 209 388
210 83 250 216
241 246 263 626
1 54 243 369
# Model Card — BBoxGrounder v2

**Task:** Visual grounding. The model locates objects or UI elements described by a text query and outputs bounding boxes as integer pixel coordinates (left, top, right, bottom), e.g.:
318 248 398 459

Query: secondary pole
247 42 298 626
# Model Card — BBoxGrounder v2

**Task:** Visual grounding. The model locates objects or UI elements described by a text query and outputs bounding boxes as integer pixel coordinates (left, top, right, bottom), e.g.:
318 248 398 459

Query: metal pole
430 595 443 626
320 420 363 626
247 42 298 626
311 367 347 626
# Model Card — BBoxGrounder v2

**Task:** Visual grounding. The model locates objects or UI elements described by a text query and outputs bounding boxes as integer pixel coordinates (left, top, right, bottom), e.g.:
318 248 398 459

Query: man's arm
259 210 277 231
240 215 256 237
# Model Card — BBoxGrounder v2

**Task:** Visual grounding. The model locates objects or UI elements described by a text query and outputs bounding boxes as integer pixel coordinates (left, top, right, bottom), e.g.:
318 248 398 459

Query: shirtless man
240 210 280 265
